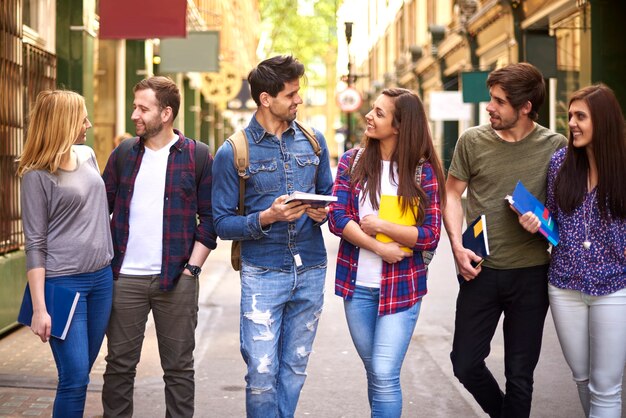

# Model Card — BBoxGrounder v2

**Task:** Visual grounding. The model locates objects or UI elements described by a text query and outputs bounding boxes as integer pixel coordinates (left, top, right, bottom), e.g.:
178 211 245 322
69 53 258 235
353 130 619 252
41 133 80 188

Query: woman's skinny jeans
47 266 113 418
344 285 421 418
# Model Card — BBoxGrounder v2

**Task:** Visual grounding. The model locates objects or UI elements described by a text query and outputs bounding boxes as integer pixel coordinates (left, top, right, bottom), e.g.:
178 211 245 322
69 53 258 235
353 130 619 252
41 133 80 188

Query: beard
136 120 164 139
490 113 519 131
269 105 297 123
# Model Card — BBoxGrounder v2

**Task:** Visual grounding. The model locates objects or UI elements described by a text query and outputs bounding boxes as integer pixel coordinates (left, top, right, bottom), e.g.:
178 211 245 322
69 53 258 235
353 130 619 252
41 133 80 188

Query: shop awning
99 0 186 39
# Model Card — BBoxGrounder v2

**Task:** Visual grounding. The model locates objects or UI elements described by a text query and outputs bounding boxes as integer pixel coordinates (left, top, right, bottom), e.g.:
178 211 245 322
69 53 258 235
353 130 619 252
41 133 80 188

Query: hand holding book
18 282 80 341
456 215 490 283
284 191 337 208
505 180 559 246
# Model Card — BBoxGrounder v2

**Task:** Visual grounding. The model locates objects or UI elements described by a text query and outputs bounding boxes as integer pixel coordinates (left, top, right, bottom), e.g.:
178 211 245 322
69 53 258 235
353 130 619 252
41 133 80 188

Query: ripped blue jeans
240 262 326 418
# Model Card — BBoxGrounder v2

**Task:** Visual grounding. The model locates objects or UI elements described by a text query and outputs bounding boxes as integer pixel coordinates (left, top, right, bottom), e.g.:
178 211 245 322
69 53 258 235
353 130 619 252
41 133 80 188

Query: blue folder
505 180 559 246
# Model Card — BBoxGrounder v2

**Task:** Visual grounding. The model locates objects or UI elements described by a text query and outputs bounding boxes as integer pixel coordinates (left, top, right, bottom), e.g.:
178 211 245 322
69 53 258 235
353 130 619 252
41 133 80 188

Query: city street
2 1 625 417
2 226 621 417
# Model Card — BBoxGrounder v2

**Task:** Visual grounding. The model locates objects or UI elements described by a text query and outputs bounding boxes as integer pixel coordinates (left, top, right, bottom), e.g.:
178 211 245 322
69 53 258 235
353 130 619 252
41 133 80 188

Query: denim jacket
212 115 333 272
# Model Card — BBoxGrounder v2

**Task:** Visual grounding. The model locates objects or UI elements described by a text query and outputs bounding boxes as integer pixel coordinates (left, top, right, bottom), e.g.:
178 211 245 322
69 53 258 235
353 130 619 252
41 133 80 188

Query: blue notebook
457 214 490 284
505 180 559 246
463 214 490 265
17 282 80 340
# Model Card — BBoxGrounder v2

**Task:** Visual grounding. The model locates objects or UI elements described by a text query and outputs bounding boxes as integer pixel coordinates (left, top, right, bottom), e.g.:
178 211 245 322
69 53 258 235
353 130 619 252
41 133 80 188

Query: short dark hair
133 76 181 120
248 55 305 106
487 63 545 121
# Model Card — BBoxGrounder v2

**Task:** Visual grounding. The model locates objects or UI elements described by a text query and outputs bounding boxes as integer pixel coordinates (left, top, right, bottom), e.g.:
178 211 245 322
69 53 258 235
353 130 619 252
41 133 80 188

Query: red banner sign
99 0 187 39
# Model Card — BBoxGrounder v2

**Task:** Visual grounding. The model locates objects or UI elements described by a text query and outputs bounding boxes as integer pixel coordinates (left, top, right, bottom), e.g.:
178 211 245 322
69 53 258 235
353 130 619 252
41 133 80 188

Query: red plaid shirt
102 130 217 291
328 149 441 315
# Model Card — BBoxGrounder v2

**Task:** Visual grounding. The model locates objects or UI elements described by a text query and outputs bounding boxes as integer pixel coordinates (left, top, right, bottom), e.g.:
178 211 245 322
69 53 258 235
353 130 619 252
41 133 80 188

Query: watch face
187 265 201 276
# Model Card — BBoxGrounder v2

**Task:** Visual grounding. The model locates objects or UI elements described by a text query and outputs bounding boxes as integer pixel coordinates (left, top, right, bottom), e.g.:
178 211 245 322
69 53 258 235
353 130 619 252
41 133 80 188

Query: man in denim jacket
212 55 333 417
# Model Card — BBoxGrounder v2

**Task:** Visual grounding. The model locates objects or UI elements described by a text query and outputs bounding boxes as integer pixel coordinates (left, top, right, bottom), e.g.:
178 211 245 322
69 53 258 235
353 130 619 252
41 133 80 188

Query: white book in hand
17 282 80 340
284 191 338 208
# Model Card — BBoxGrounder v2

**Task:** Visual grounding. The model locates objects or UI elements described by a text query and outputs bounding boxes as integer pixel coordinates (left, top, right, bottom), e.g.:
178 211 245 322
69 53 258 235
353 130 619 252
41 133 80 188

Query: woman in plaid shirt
329 88 445 417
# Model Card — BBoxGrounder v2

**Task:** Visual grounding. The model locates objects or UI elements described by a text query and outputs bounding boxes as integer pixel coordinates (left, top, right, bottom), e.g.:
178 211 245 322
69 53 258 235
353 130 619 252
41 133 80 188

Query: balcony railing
0 35 56 255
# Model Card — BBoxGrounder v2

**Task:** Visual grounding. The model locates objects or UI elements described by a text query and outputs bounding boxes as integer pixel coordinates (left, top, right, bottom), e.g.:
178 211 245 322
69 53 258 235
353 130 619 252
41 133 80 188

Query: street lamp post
345 21 353 151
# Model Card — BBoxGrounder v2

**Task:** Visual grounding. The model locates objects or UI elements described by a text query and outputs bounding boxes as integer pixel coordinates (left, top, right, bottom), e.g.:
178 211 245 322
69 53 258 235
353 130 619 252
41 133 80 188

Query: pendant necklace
582 187 597 250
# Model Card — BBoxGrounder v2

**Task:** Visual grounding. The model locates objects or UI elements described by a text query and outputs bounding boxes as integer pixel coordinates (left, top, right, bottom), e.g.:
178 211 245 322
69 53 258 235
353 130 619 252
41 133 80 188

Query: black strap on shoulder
415 158 425 185
115 137 137 180
115 137 209 188
193 140 209 188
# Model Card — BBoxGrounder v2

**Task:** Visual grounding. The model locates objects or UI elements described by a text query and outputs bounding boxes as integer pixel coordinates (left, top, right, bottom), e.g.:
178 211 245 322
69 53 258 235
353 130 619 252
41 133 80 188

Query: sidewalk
0 227 604 417
0 239 232 418
0 324 105 417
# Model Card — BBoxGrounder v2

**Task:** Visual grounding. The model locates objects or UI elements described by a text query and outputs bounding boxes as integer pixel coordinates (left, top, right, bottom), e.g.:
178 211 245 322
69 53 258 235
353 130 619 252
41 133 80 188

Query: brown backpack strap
226 130 249 179
294 119 321 156
226 130 249 216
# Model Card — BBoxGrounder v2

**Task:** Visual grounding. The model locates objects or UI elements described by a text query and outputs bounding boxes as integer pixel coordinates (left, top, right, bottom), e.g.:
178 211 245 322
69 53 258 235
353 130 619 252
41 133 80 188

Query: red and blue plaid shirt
102 130 217 291
328 149 442 316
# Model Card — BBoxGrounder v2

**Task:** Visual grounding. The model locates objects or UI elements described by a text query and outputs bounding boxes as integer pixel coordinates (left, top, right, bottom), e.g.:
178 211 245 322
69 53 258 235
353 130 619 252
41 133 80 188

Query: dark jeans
450 265 549 418
102 273 199 418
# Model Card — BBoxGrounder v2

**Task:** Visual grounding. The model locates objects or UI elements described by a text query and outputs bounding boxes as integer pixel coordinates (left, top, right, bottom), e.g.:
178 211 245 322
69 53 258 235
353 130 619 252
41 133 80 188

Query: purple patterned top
546 148 626 295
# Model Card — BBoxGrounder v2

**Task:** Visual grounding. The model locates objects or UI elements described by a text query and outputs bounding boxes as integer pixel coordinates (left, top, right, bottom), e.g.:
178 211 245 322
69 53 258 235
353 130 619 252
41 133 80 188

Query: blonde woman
17 90 113 417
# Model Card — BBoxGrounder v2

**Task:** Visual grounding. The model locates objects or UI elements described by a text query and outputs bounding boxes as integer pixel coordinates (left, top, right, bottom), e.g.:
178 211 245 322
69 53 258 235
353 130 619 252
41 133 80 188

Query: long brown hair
351 88 446 223
555 84 626 219
17 90 86 176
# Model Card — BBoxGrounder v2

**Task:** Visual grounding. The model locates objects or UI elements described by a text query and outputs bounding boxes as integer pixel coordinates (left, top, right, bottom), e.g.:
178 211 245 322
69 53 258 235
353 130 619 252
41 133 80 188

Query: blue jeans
240 262 325 418
344 285 421 418
47 266 113 418
450 265 549 418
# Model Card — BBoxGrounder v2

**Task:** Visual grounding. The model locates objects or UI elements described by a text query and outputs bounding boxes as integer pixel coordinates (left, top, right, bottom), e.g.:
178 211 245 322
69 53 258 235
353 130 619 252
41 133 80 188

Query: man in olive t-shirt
443 63 567 418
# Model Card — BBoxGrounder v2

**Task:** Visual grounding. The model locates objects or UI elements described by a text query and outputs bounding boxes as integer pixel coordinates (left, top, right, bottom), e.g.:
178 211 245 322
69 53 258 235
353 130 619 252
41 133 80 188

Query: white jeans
549 284 626 418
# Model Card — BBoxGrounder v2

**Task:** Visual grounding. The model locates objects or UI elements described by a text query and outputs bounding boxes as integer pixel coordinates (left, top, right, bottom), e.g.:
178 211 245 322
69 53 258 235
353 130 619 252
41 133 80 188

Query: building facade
0 0 260 333
337 0 626 167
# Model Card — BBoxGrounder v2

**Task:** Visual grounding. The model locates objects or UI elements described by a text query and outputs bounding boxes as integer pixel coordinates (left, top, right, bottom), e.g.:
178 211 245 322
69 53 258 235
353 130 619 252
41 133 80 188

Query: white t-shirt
356 161 399 288
121 137 178 275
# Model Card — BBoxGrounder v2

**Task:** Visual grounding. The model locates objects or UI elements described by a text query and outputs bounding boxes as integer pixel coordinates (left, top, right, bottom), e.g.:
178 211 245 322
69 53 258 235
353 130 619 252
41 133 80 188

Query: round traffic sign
336 87 363 112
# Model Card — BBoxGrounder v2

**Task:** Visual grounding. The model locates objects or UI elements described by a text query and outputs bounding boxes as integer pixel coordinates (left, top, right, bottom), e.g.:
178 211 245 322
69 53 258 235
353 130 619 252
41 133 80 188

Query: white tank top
356 161 399 288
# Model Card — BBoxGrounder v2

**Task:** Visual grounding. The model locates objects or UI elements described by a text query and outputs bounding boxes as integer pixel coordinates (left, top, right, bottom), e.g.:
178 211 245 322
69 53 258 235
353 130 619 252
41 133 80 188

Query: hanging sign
201 62 242 103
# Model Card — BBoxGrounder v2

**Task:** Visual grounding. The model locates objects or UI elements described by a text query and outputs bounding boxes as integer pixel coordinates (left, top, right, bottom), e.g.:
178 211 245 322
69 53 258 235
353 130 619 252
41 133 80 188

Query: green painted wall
591 0 626 113
125 40 147 134
200 96 210 147
184 78 196 139
442 76 459 172
0 252 27 335
55 0 96 146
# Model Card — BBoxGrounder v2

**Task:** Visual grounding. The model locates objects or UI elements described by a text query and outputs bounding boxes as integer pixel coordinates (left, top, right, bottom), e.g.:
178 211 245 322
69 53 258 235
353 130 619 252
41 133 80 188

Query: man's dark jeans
450 264 549 418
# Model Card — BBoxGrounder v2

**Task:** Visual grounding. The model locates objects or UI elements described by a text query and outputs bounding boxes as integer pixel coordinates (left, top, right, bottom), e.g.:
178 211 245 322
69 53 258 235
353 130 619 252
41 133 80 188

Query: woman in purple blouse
521 84 626 417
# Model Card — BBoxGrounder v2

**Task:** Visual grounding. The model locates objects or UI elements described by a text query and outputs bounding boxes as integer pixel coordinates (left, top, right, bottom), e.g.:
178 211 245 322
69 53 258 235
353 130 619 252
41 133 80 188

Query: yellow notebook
376 195 417 253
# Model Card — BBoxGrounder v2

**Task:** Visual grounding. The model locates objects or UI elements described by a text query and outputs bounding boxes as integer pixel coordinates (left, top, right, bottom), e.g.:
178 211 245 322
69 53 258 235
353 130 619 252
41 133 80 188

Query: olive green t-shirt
448 124 567 269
